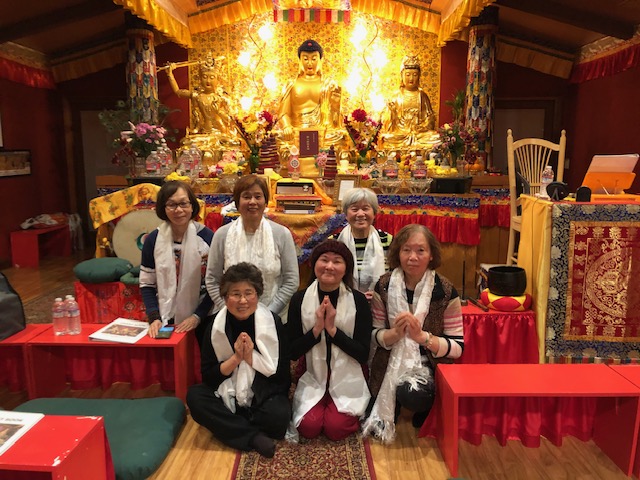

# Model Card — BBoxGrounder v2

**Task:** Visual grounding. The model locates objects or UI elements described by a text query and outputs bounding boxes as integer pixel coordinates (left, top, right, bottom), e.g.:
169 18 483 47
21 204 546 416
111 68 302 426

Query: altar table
25 324 194 402
424 363 640 477
0 415 113 480
0 324 50 392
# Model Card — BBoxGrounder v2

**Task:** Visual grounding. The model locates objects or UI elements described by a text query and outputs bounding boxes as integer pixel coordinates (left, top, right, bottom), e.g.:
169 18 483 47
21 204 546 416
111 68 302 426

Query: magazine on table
89 318 149 344
0 410 45 456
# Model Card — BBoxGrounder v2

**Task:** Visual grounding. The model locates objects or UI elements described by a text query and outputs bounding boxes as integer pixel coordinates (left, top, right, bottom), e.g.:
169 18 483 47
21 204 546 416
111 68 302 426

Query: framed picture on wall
334 174 360 210
0 150 31 177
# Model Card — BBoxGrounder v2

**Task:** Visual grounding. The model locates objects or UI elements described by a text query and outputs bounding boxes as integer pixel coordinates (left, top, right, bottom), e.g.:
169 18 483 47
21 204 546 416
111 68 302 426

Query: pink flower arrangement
344 109 382 166
113 122 168 164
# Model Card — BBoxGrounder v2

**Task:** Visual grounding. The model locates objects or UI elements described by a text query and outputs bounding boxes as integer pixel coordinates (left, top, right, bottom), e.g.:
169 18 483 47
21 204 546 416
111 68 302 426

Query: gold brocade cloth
565 222 640 341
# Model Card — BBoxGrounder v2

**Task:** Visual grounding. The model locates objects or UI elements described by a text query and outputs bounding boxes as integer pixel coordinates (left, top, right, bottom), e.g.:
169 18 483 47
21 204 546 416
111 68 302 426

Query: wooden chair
506 128 566 265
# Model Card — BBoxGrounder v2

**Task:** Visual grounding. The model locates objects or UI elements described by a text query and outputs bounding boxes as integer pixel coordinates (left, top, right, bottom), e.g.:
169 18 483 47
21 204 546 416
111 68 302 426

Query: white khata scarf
292 280 371 428
211 304 278 413
362 267 435 443
337 225 386 292
154 221 201 325
224 217 280 307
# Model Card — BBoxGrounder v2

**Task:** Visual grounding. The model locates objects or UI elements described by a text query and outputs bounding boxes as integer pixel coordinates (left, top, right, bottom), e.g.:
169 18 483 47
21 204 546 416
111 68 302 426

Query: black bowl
488 266 527 297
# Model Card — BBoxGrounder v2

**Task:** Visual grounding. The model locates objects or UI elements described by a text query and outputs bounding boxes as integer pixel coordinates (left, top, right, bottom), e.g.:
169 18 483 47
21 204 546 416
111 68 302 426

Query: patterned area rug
231 434 376 480
23 284 75 324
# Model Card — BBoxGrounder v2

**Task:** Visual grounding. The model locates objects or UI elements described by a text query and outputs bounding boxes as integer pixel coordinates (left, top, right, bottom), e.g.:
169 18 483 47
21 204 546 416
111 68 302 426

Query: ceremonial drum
112 210 163 266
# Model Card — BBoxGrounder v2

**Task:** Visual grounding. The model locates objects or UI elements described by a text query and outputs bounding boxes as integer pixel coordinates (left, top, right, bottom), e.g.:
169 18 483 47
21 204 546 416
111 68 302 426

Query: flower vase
249 151 260 174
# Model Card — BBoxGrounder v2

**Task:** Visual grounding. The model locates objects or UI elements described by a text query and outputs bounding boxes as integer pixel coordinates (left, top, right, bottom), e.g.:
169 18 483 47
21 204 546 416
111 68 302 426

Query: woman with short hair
206 175 299 317
363 224 464 443
337 187 392 300
188 262 291 458
140 180 213 342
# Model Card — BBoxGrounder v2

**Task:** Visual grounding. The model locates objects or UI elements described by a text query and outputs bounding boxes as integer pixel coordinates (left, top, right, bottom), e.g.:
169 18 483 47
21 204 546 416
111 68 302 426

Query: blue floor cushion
15 397 185 480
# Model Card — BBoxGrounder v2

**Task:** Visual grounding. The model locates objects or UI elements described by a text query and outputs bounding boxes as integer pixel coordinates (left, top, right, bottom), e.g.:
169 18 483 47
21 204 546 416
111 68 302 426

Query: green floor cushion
74 257 133 283
15 397 185 480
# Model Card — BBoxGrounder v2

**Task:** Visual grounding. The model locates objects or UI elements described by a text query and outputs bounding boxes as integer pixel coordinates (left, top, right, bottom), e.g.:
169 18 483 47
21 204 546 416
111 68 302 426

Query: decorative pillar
125 13 158 124
465 6 498 167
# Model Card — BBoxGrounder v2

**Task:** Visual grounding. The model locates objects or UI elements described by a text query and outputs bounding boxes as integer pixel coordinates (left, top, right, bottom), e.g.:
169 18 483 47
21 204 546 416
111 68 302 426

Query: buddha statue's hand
168 63 177 74
282 125 294 141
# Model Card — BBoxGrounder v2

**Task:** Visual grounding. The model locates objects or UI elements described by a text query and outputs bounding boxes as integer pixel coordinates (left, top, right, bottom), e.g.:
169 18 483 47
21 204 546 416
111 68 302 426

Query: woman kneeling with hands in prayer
363 224 464 443
187 263 291 458
287 240 372 441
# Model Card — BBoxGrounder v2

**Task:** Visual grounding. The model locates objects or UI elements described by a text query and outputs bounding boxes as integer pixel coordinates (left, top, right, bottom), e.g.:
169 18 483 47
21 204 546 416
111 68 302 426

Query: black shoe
412 410 428 429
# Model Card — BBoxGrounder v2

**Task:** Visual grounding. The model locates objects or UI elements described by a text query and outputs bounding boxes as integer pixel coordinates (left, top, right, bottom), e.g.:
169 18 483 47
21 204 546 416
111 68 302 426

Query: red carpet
231 434 376 480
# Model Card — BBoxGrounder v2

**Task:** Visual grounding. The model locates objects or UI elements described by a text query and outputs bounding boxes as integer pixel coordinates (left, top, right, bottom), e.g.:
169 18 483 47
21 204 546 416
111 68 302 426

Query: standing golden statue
382 55 439 151
277 39 344 148
164 53 240 150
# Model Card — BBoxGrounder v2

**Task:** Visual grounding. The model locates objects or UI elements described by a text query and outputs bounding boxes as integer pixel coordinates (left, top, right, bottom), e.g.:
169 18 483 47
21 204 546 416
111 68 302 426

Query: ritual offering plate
488 266 527 297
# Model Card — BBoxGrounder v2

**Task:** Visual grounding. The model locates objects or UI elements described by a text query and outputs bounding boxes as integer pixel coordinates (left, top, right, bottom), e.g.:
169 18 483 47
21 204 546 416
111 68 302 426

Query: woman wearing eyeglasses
140 180 214 341
287 240 371 441
206 175 299 318
187 262 291 458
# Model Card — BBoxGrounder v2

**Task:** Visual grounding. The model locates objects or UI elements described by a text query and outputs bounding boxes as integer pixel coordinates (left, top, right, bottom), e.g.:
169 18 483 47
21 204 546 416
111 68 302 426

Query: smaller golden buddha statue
165 52 240 152
276 39 345 175
382 55 439 151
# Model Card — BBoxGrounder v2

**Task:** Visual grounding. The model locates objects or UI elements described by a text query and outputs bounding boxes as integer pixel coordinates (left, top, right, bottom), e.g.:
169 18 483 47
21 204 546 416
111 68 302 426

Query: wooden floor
0 252 632 480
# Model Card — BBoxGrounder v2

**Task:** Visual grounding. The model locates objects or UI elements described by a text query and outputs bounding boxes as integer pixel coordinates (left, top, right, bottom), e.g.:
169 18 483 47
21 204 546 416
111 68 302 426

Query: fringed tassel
361 415 397 444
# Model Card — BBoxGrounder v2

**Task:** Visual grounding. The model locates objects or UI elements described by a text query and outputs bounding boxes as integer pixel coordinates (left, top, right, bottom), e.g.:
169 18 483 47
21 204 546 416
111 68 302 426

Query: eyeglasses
165 201 192 211
227 290 258 302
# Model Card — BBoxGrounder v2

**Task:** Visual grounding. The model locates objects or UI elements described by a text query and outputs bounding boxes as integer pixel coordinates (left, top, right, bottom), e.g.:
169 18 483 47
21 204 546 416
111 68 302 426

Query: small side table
0 415 114 479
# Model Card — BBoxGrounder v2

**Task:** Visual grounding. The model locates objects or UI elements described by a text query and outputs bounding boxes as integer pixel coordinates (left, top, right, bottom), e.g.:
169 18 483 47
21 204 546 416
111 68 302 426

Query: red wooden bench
430 363 640 477
10 224 71 268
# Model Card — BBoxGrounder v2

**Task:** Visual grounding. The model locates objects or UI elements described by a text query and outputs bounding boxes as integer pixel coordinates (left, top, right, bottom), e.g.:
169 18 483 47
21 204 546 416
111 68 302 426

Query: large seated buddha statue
165 52 240 154
381 55 440 152
277 39 345 176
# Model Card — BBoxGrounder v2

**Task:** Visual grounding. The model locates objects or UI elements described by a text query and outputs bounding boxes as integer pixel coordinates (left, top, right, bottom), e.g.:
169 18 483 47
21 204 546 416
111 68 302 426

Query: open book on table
0 410 44 456
89 318 149 344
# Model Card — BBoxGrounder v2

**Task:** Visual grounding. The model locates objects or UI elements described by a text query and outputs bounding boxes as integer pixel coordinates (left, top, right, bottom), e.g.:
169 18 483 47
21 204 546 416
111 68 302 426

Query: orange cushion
480 288 532 312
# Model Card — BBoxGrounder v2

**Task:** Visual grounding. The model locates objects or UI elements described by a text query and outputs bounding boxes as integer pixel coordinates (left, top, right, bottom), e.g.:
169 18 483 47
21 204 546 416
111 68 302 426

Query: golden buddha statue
277 39 345 175
382 55 439 151
165 53 240 151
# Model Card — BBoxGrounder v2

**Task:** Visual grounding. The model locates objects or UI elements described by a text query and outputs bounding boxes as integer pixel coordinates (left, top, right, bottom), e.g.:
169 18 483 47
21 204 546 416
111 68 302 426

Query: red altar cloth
375 213 480 245
75 282 146 324
459 304 538 364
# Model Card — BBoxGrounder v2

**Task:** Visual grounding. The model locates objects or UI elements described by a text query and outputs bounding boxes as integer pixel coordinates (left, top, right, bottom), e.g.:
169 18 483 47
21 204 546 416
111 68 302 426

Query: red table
459 304 538 364
609 365 640 478
0 415 114 479
426 364 640 477
10 225 71 268
0 325 50 392
25 324 194 402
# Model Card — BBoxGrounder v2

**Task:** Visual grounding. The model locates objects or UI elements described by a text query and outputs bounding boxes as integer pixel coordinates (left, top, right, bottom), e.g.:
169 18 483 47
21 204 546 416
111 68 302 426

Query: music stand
582 154 638 194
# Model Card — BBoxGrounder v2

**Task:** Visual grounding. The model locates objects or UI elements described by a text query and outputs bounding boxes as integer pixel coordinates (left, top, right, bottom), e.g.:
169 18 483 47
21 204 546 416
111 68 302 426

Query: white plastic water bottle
52 297 67 335
539 165 554 199
189 144 202 177
65 295 82 335
145 151 160 175
178 149 194 174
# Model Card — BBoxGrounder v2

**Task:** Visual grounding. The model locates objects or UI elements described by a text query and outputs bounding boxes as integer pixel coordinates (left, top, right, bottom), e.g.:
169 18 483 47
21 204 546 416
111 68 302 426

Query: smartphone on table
156 325 174 339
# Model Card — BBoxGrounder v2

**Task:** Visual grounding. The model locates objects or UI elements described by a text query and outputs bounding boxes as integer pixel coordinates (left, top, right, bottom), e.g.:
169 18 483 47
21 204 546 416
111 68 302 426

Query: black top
287 285 372 366
200 310 290 406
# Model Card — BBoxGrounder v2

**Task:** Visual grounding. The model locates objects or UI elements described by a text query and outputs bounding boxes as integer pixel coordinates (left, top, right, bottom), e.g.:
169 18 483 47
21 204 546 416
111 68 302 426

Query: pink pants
297 391 360 441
